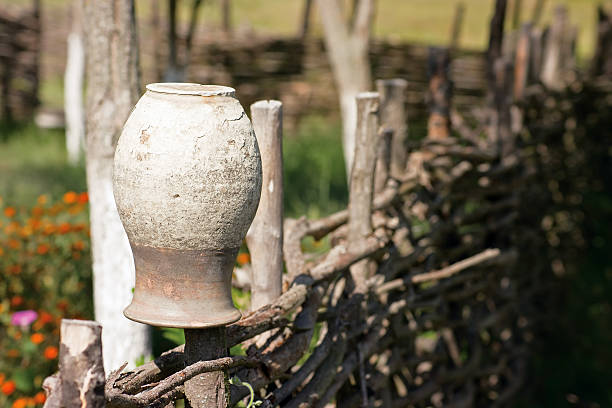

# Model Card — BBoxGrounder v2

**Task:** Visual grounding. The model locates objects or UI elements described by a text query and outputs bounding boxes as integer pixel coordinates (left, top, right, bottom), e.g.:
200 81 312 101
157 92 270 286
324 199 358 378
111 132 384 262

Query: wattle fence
41 4 612 408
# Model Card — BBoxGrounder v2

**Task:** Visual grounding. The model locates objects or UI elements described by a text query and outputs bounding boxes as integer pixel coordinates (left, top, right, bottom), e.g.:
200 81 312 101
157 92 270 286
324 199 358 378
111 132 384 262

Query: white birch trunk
83 0 151 373
316 0 374 178
64 1 85 166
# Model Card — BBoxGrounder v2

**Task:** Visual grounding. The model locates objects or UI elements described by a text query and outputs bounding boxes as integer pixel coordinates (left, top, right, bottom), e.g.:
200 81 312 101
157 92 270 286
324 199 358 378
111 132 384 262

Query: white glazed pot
113 83 262 328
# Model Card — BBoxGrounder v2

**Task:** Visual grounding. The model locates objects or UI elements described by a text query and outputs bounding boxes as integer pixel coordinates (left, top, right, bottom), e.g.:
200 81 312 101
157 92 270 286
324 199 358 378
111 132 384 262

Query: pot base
126 244 242 328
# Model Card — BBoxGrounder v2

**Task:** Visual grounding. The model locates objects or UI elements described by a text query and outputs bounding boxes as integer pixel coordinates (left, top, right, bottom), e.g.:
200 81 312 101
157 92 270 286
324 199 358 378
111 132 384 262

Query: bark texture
59 319 106 408
316 0 375 177
375 78 408 178
184 328 228 408
83 0 151 373
348 92 379 290
246 100 284 310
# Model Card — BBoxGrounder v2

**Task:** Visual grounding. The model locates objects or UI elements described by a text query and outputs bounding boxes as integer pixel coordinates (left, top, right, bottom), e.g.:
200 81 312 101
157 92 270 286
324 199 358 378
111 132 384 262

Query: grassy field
0 116 349 218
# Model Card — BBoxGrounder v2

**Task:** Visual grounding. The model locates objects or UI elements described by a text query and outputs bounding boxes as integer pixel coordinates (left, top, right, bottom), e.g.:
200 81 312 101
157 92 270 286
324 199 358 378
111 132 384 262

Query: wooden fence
0 3 40 121
38 4 612 408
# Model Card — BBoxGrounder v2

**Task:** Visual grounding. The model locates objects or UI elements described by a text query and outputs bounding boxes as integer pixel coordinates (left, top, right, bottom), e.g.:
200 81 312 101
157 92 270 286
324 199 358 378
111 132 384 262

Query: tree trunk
64 0 85 166
83 0 151 373
316 0 374 179
299 0 313 39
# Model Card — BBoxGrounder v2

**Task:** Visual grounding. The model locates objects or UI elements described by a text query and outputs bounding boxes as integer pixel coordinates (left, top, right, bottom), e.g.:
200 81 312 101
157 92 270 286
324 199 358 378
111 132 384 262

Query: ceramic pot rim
146 83 236 97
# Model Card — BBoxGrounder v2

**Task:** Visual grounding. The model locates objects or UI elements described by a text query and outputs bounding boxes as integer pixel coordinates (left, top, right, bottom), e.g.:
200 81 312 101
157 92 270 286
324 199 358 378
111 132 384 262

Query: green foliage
283 116 347 218
0 121 87 206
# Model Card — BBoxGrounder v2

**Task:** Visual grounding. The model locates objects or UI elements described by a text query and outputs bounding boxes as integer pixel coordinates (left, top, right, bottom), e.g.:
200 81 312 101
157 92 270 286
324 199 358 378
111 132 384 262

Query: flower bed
0 192 92 407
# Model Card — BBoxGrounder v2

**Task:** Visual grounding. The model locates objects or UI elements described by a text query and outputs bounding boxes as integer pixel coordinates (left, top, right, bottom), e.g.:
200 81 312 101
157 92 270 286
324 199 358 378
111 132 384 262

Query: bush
0 192 92 407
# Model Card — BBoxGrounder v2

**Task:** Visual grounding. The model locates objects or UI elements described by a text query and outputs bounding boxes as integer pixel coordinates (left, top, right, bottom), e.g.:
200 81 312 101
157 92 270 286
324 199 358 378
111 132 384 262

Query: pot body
113 83 262 328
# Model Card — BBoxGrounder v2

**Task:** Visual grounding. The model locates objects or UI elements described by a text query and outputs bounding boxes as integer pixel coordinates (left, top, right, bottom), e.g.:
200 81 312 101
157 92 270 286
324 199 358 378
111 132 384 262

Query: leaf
13 368 35 393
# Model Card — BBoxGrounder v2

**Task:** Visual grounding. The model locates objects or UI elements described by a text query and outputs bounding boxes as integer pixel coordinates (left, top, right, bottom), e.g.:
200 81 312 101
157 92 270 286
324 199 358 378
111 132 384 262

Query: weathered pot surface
113 83 262 328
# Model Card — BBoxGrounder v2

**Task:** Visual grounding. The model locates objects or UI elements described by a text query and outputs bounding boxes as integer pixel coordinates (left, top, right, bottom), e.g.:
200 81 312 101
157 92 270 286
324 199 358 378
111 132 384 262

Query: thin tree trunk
152 0 163 81
299 0 313 39
165 0 183 81
316 0 374 179
184 0 204 73
64 0 85 165
449 2 465 52
246 100 283 311
487 0 508 83
83 0 151 374
221 0 231 34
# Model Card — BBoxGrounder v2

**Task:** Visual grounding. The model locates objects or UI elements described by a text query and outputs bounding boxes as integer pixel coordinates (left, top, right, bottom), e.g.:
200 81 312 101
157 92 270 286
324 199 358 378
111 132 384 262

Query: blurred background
0 0 610 407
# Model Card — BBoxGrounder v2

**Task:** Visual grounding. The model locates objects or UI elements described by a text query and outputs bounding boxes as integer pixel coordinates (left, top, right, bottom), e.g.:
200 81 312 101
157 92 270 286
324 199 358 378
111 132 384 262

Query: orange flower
7 265 21 275
33 392 46 404
7 239 20 249
13 331 22 340
72 241 85 251
6 349 19 358
78 192 89 204
63 191 78 204
43 346 58 360
43 224 55 235
4 207 16 217
10 295 23 307
0 247 4 256
72 223 86 232
39 311 53 324
36 244 50 255
31 206 44 218
36 195 47 205
58 223 71 234
19 225 32 237
56 300 68 312
30 333 44 344
1 380 16 395
12 397 27 408
236 253 250 266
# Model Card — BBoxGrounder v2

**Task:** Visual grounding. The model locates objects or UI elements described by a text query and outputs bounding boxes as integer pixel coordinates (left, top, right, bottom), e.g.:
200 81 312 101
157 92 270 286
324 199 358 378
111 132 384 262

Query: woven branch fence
0 3 40 121
41 5 612 408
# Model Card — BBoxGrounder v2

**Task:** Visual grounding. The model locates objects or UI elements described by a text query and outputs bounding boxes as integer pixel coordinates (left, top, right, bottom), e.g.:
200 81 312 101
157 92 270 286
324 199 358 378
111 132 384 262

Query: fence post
513 23 532 101
246 100 284 310
59 319 105 407
349 92 380 291
541 5 570 90
427 47 451 140
375 78 408 179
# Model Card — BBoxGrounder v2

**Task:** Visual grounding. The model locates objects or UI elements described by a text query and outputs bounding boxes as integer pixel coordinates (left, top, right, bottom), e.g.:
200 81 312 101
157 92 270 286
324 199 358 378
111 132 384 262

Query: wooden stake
427 47 452 140
247 100 284 310
541 5 569 90
59 319 105 408
375 78 408 179
184 328 228 408
513 23 532 101
348 92 379 291
449 2 465 52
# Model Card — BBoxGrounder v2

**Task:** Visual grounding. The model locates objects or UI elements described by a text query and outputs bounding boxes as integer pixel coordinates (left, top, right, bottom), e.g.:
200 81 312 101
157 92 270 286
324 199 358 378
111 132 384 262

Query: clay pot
113 83 262 328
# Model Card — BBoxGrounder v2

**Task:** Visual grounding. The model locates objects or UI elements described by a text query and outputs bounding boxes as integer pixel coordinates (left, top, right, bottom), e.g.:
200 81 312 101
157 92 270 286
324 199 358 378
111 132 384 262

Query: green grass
0 122 86 206
0 115 348 218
